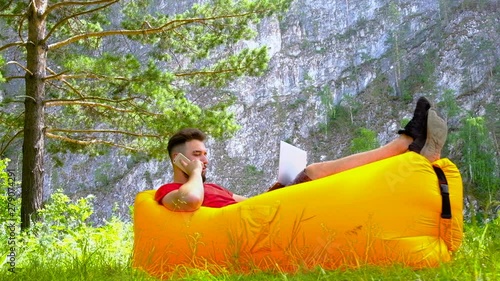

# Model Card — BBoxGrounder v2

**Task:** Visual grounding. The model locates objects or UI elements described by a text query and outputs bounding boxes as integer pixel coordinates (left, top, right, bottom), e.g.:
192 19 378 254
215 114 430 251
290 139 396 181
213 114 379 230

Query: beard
201 171 206 182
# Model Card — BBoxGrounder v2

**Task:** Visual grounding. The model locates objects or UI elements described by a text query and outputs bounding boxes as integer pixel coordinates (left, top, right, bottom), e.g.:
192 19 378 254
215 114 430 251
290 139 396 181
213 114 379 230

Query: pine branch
45 132 139 151
45 0 117 15
44 72 134 82
46 128 160 138
48 12 256 50
61 95 143 104
16 14 27 47
44 98 162 117
0 0 15 12
0 41 26 52
44 0 119 43
45 67 167 84
43 72 68 81
45 68 159 116
6 60 33 75
0 0 24 18
0 130 23 156
5 76 25 81
44 100 134 113
46 66 85 98
0 13 23 17
175 68 241 77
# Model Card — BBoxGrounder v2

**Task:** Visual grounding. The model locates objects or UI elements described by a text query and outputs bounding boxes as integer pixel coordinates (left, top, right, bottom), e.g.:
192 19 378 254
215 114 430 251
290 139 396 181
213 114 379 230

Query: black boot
398 97 430 153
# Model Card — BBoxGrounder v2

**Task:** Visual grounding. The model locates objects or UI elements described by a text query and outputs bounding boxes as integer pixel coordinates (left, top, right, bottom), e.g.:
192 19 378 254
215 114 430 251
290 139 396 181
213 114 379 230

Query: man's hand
162 159 205 212
180 158 204 176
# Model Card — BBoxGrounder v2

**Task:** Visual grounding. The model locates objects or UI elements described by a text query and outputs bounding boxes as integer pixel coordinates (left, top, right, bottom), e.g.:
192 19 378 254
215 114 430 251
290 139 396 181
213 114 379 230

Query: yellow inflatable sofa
133 152 463 277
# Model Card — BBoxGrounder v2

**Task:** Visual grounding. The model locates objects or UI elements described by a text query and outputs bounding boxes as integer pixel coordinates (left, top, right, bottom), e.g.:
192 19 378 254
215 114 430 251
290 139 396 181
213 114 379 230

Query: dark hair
167 128 207 159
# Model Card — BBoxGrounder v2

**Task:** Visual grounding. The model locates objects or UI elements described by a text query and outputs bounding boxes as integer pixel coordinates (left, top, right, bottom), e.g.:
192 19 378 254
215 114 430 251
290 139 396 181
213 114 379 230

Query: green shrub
0 186 136 280
350 128 379 154
438 89 461 119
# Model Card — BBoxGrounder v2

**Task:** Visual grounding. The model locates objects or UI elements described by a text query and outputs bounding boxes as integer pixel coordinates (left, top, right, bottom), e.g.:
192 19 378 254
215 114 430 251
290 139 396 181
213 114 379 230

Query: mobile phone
173 153 191 175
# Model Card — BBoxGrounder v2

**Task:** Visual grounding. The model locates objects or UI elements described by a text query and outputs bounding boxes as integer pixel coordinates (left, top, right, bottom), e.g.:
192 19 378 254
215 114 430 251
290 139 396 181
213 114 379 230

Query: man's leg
293 97 431 183
306 108 448 180
304 135 413 180
268 97 433 191
282 135 413 187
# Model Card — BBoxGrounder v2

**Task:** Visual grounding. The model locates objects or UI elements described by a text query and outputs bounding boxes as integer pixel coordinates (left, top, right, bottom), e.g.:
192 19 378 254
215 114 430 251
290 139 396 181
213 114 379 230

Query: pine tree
0 0 290 229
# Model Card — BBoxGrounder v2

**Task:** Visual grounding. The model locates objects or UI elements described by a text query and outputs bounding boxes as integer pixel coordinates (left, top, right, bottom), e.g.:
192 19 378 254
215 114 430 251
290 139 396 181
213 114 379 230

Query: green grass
1 216 498 281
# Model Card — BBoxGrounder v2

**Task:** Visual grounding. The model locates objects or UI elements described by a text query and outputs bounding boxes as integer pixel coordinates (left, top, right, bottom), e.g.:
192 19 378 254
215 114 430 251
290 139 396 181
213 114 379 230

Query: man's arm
161 160 205 211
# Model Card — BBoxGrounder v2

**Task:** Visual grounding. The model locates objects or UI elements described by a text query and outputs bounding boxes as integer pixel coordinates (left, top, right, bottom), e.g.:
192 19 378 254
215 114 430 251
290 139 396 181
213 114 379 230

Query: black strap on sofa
432 166 452 219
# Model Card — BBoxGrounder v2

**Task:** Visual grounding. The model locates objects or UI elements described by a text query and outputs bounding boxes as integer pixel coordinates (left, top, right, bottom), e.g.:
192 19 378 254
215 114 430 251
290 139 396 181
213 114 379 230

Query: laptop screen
277 141 307 185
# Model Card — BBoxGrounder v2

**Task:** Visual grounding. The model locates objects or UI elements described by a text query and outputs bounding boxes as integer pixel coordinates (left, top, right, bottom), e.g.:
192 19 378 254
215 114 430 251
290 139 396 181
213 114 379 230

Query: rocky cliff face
35 0 498 222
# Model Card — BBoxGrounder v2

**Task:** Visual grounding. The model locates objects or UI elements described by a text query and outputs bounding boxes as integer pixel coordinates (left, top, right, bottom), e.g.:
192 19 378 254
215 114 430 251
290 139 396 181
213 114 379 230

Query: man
156 97 447 211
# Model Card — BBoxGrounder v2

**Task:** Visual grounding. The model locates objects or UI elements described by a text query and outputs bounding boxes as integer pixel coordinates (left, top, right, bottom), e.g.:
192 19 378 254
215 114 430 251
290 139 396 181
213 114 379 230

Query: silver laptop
277 141 307 185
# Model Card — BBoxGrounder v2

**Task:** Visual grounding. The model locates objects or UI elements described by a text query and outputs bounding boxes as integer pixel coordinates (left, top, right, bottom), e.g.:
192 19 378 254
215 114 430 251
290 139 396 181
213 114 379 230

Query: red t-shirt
155 183 237 208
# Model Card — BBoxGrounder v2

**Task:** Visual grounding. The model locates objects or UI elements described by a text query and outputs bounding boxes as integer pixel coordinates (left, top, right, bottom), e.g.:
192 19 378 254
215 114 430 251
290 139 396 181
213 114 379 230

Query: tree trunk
21 0 47 230
394 32 402 97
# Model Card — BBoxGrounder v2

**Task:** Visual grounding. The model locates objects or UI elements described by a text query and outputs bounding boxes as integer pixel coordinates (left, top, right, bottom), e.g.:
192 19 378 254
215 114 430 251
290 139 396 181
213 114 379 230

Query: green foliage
94 162 113 188
0 109 24 157
484 102 499 146
384 1 439 102
460 0 492 11
0 1 27 26
401 49 438 98
341 95 361 124
0 53 24 157
350 128 379 154
387 2 401 24
438 89 461 119
317 91 362 140
317 86 334 137
318 85 334 116
458 36 496 94
399 117 410 130
457 116 500 216
0 189 136 279
0 55 5 83
328 104 354 131
34 190 94 234
368 72 393 98
244 165 264 179
191 47 271 88
0 0 292 159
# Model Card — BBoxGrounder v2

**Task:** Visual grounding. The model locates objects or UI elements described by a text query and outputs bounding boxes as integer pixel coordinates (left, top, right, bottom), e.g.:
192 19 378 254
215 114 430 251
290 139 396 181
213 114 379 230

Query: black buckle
439 183 449 195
